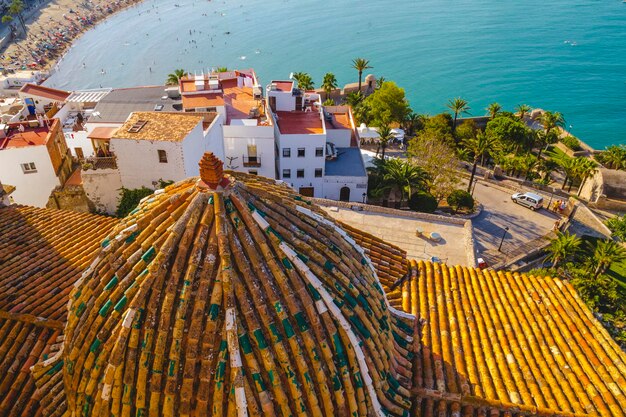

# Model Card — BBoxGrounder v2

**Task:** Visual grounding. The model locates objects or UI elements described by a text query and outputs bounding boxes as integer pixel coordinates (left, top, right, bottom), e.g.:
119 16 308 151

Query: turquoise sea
45 0 626 149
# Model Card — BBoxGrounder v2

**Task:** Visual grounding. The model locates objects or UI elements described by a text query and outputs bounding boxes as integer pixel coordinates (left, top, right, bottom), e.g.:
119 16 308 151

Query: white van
511 192 543 210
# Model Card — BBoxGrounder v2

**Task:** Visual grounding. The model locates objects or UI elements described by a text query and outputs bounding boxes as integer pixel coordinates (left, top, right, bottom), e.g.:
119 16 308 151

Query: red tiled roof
272 80 293 92
19 83 70 102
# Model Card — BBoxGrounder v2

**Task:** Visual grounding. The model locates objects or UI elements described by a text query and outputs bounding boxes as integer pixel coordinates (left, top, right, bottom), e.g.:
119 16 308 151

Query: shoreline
1 0 146 72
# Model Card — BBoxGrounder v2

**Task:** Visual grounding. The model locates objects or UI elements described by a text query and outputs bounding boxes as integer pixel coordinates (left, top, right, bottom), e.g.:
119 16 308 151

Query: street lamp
498 226 509 252
547 187 554 210
471 178 478 196
362 192 367 203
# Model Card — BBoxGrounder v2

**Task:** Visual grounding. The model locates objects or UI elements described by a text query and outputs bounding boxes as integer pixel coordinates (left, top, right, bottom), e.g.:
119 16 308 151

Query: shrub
562 135 582 151
408 191 438 213
116 187 154 218
447 190 474 213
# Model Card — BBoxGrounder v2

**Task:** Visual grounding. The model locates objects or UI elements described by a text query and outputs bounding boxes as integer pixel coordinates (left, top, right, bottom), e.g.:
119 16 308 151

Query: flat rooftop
324 147 367 177
0 122 54 149
113 112 203 142
322 207 470 266
324 111 352 130
275 111 323 134
88 86 182 123
271 80 293 92
19 83 70 102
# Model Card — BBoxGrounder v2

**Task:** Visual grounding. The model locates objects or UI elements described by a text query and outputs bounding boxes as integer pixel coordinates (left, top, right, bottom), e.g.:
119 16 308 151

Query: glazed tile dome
61 154 415 417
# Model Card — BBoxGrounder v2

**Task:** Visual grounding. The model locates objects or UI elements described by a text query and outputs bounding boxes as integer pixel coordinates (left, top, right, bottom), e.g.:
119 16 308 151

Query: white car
511 192 544 210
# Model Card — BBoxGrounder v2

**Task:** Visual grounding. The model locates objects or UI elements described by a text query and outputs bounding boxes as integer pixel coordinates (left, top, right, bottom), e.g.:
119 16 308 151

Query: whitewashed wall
81 168 123 214
223 124 275 178
323 175 368 202
0 146 59 207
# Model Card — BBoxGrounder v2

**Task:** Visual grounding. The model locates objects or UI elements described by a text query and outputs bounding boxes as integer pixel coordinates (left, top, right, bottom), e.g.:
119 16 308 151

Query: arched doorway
339 186 350 201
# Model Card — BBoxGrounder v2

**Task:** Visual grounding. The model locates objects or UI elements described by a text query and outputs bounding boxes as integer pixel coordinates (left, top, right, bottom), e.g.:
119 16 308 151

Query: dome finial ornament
198 152 229 190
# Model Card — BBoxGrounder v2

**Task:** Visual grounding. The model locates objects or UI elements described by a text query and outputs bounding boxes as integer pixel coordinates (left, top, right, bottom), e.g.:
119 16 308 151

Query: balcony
80 156 117 171
242 156 261 167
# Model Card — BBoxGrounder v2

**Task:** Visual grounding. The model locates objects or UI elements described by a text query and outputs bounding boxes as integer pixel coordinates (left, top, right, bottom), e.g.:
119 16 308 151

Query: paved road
469 180 562 264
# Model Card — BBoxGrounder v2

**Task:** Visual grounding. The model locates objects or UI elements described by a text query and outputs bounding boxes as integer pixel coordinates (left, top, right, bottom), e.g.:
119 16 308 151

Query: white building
0 118 73 207
179 70 276 178
18 83 70 115
267 79 367 201
108 111 222 189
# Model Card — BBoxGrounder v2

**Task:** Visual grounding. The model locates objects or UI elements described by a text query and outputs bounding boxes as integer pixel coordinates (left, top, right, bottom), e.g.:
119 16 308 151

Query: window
297 148 305 157
21 162 37 173
249 170 258 175
282 169 291 179
158 149 168 163
315 168 323 177
315 147 324 157
282 148 291 158
297 169 305 178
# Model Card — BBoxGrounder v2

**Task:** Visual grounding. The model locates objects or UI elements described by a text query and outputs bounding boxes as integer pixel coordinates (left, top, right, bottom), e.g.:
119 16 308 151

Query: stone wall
81 168 123 214
47 185 93 213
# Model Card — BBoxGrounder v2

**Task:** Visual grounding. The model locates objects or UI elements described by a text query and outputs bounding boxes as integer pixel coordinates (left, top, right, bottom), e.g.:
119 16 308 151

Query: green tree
322 98 335 106
546 231 582 268
605 215 626 242
533 129 558 160
166 69 186 85
446 97 470 133
376 124 394 159
462 132 500 192
538 110 565 136
516 104 532 121
407 133 461 202
216 67 229 72
362 81 410 126
574 158 598 195
485 115 532 154
345 91 364 108
367 158 429 206
486 102 502 119
321 72 338 101
553 154 577 190
591 239 626 279
597 144 626 170
408 191 438 213
402 111 424 137
2 0 27 35
446 190 474 214
292 72 314 90
352 58 372 92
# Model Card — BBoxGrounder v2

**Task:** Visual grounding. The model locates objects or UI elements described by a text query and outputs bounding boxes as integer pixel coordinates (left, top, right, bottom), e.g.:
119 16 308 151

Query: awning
88 127 117 140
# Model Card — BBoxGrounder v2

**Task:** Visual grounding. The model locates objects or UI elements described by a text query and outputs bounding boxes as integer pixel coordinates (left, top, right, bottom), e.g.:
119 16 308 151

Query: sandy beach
0 0 144 71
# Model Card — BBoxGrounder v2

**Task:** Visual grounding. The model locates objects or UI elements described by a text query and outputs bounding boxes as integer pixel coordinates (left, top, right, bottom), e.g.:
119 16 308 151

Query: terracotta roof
60 169 414 416
400 260 626 417
113 111 203 142
87 126 118 140
19 83 71 102
0 205 116 416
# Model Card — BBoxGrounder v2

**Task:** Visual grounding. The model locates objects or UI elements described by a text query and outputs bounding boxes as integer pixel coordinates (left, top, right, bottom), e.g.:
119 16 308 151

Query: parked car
511 192 543 210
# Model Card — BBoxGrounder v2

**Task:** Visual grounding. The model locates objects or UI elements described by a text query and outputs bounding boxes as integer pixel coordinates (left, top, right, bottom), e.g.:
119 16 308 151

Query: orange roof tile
0 205 116 417
19 83 70 102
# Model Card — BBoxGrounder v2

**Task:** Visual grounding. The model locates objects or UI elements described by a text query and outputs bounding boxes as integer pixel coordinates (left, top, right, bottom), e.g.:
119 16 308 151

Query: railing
80 156 117 171
242 156 261 167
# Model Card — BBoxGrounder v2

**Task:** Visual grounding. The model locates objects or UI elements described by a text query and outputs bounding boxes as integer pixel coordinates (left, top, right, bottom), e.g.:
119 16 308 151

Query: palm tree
597 144 626 170
516 104 532 121
216 67 229 72
321 72 338 101
534 129 558 160
376 76 386 90
575 158 598 196
462 132 500 192
486 102 502 119
292 72 314 91
446 97 470 133
166 69 186 85
377 124 395 159
368 158 429 206
591 239 626 278
546 231 582 268
352 58 372 92
345 91 364 108
538 111 565 136
402 112 423 137
554 154 576 190
519 153 540 181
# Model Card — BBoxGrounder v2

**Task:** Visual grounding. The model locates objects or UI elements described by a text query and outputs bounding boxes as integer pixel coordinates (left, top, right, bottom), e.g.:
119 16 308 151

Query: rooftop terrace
324 147 367 177
275 110 323 134
0 120 55 150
